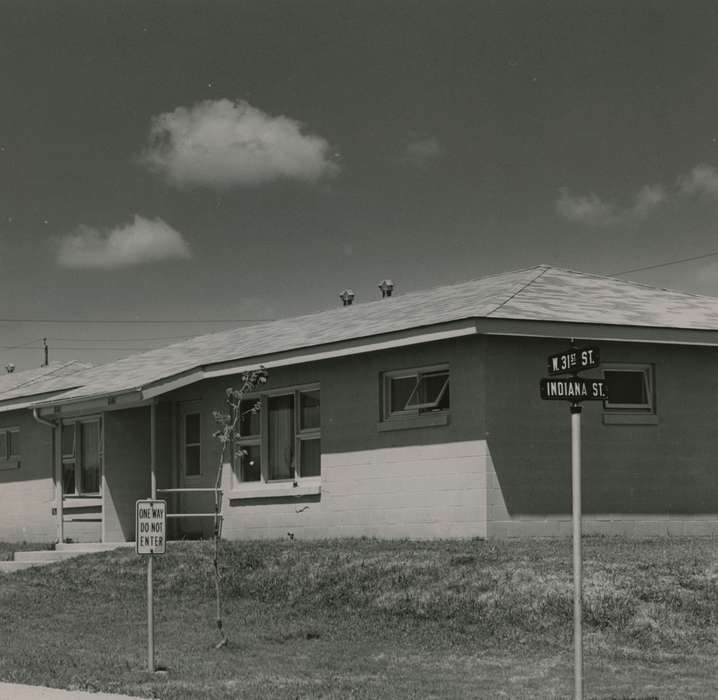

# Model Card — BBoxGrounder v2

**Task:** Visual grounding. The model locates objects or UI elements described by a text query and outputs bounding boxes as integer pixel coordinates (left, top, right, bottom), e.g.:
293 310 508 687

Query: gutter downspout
33 408 63 543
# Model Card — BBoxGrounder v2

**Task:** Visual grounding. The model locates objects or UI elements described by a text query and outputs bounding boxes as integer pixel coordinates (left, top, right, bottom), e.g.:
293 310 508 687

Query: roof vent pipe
378 279 394 298
339 289 355 306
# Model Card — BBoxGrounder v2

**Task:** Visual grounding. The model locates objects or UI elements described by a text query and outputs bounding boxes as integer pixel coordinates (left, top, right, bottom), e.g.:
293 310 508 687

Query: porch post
54 423 63 543
150 400 157 500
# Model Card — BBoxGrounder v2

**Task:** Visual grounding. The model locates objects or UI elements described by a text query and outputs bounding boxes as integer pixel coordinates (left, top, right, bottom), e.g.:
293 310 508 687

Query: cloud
556 189 615 226
139 99 340 188
401 137 443 167
633 184 666 217
678 164 718 199
58 215 191 269
556 184 666 226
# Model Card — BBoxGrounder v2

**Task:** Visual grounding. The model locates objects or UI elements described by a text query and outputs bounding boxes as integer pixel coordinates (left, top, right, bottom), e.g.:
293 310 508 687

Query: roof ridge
486 266 551 317
540 265 714 301
138 264 550 354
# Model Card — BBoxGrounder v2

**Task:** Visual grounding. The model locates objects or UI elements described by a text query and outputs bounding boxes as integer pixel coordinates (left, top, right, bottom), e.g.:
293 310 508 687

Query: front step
55 542 134 552
13 550 92 562
0 560 54 572
0 542 136 573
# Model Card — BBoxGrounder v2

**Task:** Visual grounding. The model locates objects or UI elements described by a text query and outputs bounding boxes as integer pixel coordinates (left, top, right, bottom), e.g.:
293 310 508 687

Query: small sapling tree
211 366 267 648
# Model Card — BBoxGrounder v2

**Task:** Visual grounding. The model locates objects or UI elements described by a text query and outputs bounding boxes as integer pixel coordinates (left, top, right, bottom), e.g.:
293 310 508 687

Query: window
603 364 654 412
0 427 20 468
382 366 450 420
62 419 102 495
183 412 201 477
234 386 321 485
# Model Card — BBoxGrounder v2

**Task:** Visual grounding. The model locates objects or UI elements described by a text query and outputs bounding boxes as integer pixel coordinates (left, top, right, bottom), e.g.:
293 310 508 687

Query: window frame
182 410 202 478
61 417 103 497
233 383 321 489
0 426 20 470
382 364 450 421
602 363 655 413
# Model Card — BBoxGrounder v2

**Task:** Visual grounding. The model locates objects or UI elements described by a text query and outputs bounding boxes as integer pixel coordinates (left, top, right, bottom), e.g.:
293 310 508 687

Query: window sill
0 459 20 471
377 412 449 432
603 413 658 425
228 482 321 500
63 497 102 509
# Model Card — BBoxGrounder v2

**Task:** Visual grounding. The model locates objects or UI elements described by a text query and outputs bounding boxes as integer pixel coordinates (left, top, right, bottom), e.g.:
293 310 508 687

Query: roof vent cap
378 279 394 298
339 289 355 306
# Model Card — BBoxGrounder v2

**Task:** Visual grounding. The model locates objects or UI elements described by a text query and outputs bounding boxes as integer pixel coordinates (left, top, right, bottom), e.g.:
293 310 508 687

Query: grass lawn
2 537 718 698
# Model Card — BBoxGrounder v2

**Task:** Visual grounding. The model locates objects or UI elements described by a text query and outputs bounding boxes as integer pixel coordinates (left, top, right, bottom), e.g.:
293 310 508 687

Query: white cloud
401 137 443 167
678 164 718 198
58 215 191 269
556 189 614 226
633 184 666 217
556 183 666 226
140 99 340 188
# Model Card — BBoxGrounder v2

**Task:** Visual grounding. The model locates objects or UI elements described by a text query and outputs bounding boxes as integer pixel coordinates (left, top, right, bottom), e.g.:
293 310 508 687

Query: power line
611 250 718 276
47 334 196 342
0 318 272 324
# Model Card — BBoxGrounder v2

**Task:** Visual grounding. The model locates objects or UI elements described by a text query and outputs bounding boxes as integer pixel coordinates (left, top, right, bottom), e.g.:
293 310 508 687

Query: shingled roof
32 265 718 405
0 361 92 405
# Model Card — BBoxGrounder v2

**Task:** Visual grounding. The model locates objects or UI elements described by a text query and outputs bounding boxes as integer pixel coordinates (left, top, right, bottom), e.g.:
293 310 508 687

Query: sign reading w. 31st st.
540 377 608 401
546 345 600 375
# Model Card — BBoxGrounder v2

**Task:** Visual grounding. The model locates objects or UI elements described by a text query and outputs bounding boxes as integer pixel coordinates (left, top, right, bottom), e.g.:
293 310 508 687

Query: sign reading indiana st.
540 377 608 401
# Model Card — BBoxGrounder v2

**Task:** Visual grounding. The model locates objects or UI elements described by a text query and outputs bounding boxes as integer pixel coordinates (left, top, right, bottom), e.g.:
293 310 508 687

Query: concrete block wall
103 407 152 542
166 335 489 541
220 440 488 540
0 411 56 543
485 336 718 538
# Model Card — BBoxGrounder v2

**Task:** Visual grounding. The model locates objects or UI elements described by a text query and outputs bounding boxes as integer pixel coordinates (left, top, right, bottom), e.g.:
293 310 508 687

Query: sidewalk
0 683 146 700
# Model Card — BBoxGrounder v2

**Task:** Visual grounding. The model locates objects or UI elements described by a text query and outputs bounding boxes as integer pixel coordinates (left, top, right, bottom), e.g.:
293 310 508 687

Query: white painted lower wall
220 440 488 540
0 475 56 543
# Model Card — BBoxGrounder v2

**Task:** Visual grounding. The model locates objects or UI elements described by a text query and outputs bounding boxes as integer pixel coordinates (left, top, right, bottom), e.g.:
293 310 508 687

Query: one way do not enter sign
136 500 166 555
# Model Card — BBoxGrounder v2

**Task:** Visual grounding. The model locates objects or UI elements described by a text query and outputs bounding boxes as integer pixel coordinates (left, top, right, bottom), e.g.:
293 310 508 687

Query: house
0 361 93 541
4 264 718 543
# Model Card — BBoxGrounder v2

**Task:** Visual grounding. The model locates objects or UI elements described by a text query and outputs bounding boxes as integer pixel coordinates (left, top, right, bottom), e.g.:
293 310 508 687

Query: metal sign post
136 499 167 673
570 402 583 700
540 342 608 700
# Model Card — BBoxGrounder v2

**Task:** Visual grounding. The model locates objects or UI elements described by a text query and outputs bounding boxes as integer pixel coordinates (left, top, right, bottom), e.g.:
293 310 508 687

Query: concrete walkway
0 683 146 699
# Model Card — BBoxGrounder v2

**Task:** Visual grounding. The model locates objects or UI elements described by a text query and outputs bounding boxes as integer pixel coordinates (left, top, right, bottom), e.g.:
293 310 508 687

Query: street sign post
136 499 167 673
540 343 608 700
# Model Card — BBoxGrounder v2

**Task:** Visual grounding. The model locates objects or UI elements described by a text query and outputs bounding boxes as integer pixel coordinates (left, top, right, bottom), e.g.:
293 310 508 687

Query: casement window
382 365 450 420
234 385 320 485
0 427 20 468
62 419 102 495
182 412 202 477
603 364 655 412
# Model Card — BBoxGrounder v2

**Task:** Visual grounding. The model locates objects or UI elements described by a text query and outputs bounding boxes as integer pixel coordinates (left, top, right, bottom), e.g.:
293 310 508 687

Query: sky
2 0 718 370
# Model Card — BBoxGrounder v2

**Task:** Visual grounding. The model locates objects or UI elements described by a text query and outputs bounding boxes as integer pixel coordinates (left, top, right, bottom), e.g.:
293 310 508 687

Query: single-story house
4 264 718 543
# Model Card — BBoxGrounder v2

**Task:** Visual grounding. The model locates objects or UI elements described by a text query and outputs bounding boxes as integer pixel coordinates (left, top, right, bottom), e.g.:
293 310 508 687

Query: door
61 417 103 542
177 402 213 538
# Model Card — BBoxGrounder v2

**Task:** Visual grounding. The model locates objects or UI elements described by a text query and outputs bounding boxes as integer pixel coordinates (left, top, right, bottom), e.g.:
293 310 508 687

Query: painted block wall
165 335 489 539
0 411 55 543
103 406 156 542
485 336 718 537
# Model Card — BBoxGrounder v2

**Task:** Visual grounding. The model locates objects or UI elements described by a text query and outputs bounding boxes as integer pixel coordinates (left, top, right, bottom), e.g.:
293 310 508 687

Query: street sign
136 500 167 555
540 377 608 401
547 346 600 376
